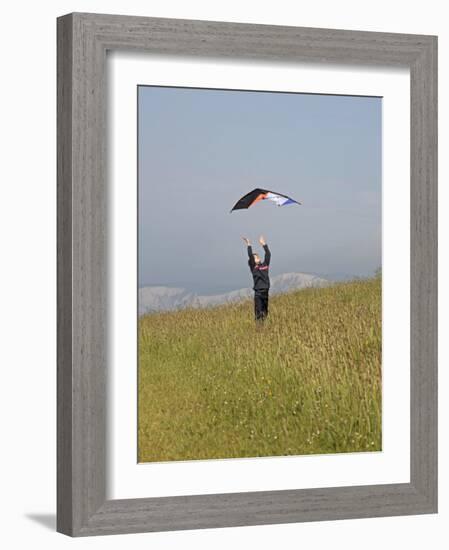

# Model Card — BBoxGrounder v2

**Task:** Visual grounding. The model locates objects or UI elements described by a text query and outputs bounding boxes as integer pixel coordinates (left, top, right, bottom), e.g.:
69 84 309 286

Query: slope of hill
139 272 328 315
138 277 382 463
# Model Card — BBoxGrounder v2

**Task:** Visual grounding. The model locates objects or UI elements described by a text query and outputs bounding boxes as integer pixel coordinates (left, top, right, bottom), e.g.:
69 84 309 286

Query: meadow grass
138 277 381 462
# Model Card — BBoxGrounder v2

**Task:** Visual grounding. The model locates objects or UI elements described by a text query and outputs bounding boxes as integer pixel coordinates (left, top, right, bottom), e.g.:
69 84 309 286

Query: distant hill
139 272 328 315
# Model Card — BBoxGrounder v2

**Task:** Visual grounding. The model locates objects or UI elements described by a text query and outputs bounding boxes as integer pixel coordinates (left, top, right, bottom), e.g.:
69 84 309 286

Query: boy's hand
259 235 266 246
242 236 251 246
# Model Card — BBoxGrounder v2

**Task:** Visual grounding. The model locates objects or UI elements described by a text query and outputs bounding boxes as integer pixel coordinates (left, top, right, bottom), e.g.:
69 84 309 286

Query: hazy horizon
138 86 382 293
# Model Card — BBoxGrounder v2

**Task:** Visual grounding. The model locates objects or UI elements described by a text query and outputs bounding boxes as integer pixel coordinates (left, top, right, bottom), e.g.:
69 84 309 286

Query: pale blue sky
138 86 381 293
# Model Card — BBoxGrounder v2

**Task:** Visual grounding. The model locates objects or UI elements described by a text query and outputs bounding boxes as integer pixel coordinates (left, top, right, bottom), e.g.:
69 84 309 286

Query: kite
230 188 301 212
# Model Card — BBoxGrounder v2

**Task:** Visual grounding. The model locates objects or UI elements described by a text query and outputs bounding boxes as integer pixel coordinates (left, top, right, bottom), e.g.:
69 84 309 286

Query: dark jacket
248 244 271 291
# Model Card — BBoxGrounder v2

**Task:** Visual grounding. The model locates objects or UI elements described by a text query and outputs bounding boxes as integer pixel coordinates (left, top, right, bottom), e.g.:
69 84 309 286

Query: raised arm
248 246 256 269
242 237 255 269
263 244 271 266
259 235 271 266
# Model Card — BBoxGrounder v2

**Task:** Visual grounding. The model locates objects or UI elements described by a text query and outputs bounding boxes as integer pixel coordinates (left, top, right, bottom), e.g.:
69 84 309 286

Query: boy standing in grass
242 235 271 322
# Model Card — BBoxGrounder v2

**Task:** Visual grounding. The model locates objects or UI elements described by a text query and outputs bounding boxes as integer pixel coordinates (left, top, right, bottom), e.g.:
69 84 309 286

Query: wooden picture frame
57 12 437 536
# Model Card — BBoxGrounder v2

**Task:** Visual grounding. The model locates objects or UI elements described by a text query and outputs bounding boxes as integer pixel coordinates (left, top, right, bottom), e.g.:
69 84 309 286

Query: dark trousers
254 290 269 321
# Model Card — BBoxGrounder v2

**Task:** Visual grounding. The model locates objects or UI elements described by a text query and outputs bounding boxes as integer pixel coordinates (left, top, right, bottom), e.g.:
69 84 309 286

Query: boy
242 235 271 322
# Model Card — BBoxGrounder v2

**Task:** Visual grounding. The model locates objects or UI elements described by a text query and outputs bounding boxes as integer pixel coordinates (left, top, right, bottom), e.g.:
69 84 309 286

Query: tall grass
138 277 381 462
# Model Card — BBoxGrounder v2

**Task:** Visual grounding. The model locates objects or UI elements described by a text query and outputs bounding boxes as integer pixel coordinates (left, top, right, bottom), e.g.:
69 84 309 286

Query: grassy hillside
138 277 381 462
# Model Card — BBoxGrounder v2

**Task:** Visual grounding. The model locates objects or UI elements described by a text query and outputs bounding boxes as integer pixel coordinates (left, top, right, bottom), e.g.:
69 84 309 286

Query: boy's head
253 253 261 265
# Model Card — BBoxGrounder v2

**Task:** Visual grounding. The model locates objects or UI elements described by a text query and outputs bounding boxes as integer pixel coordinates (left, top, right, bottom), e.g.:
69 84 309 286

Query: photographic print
138 86 382 463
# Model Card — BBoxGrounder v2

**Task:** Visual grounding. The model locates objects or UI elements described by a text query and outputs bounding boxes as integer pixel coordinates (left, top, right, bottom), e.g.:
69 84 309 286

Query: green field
138 277 382 462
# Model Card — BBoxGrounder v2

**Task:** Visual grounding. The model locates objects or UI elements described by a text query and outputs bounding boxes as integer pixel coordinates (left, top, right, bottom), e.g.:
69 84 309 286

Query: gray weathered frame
57 12 437 536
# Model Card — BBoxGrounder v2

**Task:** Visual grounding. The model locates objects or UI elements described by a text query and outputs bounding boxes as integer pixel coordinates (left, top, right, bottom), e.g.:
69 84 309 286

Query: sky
138 86 382 294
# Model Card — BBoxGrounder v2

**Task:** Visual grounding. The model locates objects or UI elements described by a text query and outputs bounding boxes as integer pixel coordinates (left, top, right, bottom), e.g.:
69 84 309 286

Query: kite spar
230 188 301 212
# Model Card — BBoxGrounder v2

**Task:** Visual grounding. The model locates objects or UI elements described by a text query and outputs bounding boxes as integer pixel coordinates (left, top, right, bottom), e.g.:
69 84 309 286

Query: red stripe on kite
250 193 268 206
